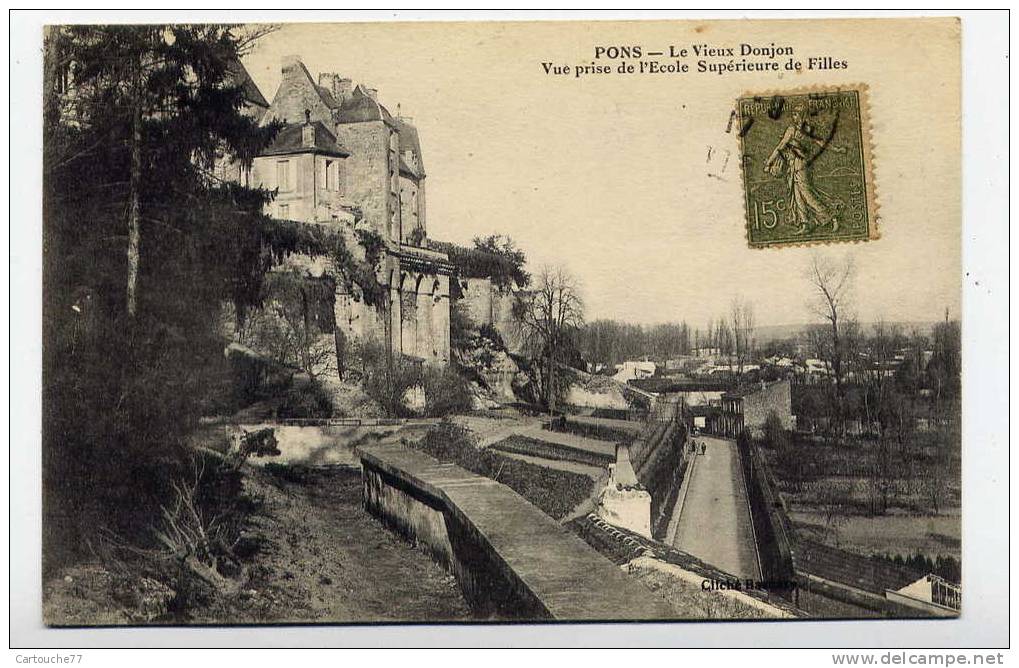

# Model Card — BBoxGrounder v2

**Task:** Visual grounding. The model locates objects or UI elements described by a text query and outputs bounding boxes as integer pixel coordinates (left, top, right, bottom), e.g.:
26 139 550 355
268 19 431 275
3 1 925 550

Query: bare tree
514 266 584 413
729 296 756 382
806 253 856 432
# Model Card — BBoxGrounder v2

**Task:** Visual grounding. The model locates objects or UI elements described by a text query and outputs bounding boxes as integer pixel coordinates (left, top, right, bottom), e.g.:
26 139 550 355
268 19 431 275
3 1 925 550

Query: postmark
736 86 878 248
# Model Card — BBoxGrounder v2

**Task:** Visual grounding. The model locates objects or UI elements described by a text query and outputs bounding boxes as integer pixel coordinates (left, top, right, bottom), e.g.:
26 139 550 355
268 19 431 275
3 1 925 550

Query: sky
241 19 961 329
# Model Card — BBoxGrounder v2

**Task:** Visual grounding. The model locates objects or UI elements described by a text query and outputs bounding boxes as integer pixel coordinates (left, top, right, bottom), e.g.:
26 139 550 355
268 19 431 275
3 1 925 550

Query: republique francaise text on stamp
737 86 878 248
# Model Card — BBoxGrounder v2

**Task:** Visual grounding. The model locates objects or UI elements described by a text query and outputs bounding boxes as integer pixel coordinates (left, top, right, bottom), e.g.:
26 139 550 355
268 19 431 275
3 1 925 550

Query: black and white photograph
9 9 1010 654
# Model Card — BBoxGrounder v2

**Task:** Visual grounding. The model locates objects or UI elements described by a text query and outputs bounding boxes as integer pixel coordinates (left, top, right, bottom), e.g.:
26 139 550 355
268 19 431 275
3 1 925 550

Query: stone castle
224 55 521 371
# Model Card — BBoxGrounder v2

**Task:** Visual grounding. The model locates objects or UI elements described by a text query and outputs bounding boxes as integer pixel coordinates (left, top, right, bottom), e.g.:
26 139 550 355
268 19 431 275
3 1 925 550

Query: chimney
396 103 414 123
301 109 315 147
335 77 352 103
318 73 353 104
318 72 337 92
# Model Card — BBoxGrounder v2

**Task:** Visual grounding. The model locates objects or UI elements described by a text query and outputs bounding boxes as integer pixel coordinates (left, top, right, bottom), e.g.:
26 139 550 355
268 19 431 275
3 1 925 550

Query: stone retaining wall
359 443 672 621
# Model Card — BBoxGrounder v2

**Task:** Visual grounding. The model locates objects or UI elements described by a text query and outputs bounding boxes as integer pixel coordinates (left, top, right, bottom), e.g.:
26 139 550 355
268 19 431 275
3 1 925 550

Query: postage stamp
736 86 878 248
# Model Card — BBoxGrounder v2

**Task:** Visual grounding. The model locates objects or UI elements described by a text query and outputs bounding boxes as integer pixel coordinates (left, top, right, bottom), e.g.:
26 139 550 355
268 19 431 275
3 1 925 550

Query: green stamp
737 86 878 248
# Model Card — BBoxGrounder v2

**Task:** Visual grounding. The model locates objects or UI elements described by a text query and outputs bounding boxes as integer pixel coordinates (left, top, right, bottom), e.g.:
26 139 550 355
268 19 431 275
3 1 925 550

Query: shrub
421 365 473 417
276 379 333 419
354 340 421 417
478 323 505 350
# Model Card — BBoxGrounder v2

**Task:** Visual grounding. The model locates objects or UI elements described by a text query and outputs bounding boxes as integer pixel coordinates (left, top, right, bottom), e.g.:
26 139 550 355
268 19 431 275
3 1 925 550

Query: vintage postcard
40 17 962 626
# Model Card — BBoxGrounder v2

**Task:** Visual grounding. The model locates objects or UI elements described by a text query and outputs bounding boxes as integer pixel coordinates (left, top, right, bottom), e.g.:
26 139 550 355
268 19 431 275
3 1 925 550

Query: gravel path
671 436 761 580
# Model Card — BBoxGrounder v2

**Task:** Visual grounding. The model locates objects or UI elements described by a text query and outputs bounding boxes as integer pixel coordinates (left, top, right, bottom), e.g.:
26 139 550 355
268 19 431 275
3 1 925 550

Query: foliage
354 340 473 418
329 227 387 308
237 271 337 376
449 300 477 352
764 429 960 518
477 323 506 350
43 24 279 570
545 417 637 444
276 379 334 419
578 319 693 367
431 234 530 292
407 225 427 247
354 341 422 417
489 435 613 468
420 365 473 417
258 217 343 263
873 552 961 585
470 234 530 289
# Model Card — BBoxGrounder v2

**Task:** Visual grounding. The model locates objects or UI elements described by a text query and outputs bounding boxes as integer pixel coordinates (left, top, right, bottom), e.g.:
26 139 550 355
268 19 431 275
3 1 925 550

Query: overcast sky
242 19 961 329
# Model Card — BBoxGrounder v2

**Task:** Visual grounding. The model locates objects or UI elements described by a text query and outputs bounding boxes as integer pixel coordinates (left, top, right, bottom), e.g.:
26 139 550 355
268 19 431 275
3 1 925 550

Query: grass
488 434 613 468
761 430 961 564
789 509 961 560
44 464 472 625
545 417 637 443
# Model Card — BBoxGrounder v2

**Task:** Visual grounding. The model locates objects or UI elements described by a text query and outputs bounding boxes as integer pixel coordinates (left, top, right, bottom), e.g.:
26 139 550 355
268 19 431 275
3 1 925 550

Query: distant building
692 347 721 359
886 574 960 616
715 379 793 438
613 360 656 383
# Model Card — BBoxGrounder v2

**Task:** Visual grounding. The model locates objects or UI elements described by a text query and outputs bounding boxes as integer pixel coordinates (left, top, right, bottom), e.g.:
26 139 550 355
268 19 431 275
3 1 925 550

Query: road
671 435 762 580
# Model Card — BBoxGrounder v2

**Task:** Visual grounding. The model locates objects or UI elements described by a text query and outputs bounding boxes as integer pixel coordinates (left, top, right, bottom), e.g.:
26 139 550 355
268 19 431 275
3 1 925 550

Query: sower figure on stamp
763 102 846 234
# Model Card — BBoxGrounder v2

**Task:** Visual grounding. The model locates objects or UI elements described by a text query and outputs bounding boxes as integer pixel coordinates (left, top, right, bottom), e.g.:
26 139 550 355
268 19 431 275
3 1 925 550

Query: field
763 430 961 562
789 510 961 560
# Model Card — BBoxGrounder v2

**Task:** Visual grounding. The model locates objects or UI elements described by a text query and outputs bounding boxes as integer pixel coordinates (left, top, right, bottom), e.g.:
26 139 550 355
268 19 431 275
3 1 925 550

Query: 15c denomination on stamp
737 86 878 248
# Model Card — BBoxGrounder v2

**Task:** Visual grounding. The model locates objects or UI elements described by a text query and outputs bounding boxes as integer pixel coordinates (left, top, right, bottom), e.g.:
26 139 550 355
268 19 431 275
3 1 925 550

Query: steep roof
399 154 420 179
260 121 350 158
314 83 340 109
226 58 269 108
335 85 393 124
392 116 426 176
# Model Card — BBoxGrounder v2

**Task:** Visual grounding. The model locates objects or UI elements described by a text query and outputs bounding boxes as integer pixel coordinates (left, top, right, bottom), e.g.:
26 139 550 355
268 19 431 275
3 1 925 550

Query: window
320 158 342 193
279 204 290 219
276 160 293 192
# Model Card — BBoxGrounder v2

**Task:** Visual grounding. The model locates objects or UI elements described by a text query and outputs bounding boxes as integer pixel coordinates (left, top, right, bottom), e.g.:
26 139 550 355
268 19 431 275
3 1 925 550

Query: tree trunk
126 64 142 317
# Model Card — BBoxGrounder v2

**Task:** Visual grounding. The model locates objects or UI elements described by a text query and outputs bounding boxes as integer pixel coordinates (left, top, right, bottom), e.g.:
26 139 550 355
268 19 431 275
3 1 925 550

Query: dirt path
671 436 761 580
201 465 471 623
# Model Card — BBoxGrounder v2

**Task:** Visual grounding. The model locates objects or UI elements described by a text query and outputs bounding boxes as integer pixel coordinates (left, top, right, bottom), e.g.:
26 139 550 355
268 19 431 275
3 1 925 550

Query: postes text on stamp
737 87 877 248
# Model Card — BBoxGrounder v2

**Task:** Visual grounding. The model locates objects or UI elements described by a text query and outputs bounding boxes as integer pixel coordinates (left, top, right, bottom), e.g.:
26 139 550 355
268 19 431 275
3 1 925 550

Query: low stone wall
630 409 688 537
735 435 795 586
572 514 803 619
359 443 672 621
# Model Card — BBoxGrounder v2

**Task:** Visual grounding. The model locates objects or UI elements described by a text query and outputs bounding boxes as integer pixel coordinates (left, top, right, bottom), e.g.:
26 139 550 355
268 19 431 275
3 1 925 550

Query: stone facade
458 276 523 353
226 56 455 368
717 379 793 438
